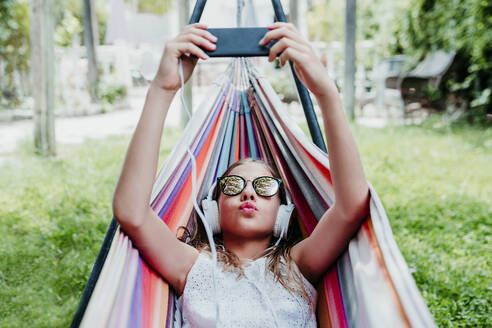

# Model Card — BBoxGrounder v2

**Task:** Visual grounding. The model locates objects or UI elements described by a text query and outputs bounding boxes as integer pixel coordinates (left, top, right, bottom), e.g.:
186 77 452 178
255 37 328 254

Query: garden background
0 0 490 327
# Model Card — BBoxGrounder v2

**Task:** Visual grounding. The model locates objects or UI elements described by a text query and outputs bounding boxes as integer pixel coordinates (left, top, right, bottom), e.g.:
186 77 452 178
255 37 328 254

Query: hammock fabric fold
71 59 435 328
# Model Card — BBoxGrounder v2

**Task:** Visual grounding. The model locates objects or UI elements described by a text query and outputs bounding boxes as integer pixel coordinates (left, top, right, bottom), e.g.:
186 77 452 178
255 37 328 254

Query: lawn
0 119 490 327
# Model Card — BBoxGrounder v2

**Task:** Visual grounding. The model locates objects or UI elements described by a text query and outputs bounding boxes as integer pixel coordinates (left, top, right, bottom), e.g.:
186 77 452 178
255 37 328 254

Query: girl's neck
222 233 272 261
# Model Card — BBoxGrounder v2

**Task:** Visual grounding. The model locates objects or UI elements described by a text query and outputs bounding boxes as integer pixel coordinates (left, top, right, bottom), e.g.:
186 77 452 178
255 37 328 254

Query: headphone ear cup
273 203 295 239
201 199 220 234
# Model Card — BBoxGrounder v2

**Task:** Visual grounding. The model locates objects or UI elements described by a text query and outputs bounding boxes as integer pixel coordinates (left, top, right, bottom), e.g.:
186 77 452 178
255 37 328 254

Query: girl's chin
222 223 273 238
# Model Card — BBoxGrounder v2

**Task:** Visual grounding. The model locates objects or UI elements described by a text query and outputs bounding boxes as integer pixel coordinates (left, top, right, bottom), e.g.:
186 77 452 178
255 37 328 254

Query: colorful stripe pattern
72 59 435 327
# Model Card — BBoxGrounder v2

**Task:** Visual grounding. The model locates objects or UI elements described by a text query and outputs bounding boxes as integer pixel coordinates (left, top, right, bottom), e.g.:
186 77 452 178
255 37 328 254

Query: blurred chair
375 55 408 109
386 50 456 114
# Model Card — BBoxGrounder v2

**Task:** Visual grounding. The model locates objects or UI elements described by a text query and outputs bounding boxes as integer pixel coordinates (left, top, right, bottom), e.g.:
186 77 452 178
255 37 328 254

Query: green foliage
125 0 172 15
54 10 82 47
53 0 108 47
306 0 345 43
306 0 413 88
307 0 410 57
99 83 127 105
0 0 110 109
392 0 492 118
422 85 442 102
0 0 30 107
307 0 491 120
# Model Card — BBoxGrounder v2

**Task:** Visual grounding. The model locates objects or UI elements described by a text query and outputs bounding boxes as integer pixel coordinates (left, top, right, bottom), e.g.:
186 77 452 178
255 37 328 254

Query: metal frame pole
271 0 327 152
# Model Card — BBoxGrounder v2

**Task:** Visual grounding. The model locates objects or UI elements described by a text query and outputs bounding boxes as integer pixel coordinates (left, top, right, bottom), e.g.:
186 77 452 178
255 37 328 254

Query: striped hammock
71 58 435 327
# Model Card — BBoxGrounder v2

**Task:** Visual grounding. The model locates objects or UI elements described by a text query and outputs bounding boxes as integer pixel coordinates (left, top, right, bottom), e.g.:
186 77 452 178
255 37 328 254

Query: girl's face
217 162 281 240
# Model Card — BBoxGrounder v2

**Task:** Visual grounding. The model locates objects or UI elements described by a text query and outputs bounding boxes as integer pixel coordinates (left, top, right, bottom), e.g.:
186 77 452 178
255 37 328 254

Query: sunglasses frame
217 175 283 198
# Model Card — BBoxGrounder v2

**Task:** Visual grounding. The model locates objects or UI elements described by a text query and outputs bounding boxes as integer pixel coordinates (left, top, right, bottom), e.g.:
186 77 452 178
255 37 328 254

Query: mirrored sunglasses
217 175 282 197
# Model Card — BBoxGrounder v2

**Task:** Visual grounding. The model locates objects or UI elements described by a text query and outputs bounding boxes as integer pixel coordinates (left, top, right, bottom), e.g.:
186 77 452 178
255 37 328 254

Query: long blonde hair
177 158 313 306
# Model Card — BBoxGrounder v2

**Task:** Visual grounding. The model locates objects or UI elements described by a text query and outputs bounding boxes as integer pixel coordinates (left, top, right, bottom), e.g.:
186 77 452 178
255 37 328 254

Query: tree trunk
30 0 56 156
178 0 192 128
83 0 99 103
344 0 356 121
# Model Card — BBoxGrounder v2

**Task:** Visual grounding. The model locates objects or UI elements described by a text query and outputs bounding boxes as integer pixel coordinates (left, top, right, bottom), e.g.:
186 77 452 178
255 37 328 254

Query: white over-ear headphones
201 180 295 245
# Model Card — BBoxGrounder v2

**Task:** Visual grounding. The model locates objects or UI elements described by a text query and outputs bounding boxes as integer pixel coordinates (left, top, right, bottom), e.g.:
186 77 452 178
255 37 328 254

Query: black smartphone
204 27 278 57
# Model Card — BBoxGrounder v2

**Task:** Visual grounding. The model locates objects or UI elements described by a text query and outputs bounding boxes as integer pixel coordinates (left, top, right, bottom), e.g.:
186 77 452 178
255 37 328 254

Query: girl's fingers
259 26 305 48
179 33 216 52
172 25 217 58
278 47 305 67
260 22 316 68
186 27 218 44
174 42 209 60
268 37 308 62
267 22 296 31
183 23 208 31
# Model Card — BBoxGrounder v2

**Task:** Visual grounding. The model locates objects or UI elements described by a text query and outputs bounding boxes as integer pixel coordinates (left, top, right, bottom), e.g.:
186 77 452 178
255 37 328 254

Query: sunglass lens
253 177 279 197
220 176 245 196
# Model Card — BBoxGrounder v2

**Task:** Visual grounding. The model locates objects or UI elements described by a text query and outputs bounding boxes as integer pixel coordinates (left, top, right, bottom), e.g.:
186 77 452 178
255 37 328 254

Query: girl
113 22 370 327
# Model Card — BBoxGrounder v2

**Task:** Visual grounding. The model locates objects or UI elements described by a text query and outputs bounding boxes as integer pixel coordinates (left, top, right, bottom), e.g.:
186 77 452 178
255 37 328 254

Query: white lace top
175 251 317 328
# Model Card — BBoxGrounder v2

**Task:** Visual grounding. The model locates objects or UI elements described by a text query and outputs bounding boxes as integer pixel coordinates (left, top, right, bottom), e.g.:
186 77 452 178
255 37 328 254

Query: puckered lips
239 202 257 215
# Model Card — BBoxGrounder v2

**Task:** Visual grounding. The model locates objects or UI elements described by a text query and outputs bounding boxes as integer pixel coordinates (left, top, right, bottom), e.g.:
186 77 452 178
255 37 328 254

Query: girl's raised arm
111 24 216 295
260 22 370 285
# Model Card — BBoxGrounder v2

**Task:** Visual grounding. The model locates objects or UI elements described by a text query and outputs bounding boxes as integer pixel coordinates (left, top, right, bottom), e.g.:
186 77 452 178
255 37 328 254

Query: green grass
0 120 490 327
352 119 491 327
0 129 181 327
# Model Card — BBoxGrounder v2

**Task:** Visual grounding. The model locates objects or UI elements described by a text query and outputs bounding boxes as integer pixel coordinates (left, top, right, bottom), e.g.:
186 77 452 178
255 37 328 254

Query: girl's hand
259 22 337 99
152 23 217 93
